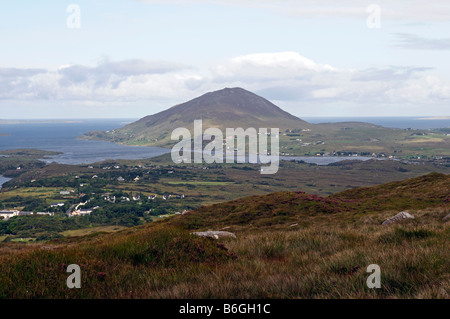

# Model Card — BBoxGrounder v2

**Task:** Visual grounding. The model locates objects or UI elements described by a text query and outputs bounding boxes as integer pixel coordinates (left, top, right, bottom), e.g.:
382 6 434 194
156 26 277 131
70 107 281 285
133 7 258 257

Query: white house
0 210 19 220
71 209 92 217
37 212 54 216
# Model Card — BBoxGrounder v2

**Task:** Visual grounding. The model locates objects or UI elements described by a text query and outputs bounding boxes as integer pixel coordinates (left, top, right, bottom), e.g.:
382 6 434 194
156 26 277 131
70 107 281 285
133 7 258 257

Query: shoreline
0 175 12 189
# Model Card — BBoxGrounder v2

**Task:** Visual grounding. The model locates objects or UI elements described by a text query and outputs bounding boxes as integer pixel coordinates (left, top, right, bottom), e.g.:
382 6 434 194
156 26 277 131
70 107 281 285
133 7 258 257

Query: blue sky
1 0 449 118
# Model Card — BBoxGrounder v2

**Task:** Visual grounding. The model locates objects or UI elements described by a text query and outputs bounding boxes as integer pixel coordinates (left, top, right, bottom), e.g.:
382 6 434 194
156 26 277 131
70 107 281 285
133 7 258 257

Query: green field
61 225 127 237
279 124 450 158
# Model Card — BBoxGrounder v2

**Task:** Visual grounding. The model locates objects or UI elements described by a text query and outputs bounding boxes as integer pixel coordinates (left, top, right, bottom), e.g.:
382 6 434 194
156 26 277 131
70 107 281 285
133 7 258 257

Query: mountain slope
168 172 450 230
83 87 311 146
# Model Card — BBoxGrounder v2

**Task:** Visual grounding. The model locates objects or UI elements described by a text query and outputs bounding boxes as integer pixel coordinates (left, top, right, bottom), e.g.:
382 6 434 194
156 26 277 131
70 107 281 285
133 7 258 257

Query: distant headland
417 116 450 120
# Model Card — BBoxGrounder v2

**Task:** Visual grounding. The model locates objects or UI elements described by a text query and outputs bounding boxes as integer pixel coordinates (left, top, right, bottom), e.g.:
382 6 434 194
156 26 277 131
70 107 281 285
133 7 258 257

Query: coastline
0 175 11 189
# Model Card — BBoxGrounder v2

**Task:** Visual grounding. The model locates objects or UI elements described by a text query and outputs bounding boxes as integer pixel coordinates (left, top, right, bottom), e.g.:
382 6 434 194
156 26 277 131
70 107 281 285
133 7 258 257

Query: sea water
0 117 447 188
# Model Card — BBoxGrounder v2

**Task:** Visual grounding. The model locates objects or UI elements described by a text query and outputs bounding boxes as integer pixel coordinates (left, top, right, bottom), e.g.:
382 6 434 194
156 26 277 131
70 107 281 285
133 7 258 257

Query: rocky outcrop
382 211 415 225
191 231 237 239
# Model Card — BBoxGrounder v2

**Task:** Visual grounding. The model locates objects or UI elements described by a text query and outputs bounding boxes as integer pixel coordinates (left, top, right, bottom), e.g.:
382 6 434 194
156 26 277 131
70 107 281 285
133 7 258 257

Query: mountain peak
84 87 311 147
194 87 267 103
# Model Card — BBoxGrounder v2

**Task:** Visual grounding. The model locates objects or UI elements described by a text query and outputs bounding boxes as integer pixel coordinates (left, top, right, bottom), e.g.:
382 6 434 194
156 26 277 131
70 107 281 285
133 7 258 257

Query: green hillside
168 172 450 230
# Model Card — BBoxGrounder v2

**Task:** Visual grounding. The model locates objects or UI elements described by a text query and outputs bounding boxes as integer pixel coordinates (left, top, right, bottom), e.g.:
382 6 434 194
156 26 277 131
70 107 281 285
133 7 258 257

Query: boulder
382 211 415 225
443 213 450 221
191 231 237 239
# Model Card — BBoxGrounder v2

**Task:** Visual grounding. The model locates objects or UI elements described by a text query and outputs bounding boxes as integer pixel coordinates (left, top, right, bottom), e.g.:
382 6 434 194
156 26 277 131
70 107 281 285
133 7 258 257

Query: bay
0 117 443 171
0 119 170 165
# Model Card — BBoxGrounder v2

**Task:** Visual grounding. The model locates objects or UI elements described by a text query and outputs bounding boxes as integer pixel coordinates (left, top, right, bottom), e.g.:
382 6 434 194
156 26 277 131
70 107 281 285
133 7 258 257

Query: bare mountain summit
83 87 311 146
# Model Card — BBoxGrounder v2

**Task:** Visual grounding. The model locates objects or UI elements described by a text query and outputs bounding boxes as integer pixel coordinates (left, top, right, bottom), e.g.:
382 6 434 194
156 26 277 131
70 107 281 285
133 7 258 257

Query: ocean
302 117 450 129
0 119 169 165
0 117 448 188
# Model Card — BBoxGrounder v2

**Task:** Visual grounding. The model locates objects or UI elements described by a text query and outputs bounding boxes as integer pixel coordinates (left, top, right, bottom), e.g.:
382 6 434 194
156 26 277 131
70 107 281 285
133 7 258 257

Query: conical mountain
84 87 311 146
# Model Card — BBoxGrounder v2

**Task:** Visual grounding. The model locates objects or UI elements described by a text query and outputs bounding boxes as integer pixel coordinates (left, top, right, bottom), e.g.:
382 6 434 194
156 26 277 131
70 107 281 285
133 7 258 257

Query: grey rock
382 211 415 225
191 231 237 239
443 213 450 221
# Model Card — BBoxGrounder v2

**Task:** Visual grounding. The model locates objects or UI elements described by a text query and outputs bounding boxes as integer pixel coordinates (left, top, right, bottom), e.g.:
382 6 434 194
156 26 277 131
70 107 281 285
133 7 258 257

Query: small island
0 149 62 158
0 149 64 181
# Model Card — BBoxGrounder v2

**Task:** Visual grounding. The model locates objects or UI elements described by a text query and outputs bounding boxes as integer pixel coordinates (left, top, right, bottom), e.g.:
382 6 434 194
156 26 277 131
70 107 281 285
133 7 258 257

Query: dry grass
0 173 448 299
0 208 448 299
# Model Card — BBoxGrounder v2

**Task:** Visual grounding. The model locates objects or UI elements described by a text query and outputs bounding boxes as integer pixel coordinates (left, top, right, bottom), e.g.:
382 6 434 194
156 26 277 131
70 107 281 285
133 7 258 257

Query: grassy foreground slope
0 173 448 298
168 172 449 230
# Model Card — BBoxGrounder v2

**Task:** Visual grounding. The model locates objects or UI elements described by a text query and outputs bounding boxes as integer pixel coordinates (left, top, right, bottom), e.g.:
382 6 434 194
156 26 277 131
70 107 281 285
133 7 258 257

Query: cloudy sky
1 0 450 119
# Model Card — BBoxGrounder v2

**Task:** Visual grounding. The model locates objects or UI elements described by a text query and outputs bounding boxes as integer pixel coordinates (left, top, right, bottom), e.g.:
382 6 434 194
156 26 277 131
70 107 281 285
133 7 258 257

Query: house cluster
0 210 54 221
70 207 96 217
102 193 185 203
116 176 142 182
102 165 121 170
151 194 185 200
103 194 116 203
60 190 75 196
102 194 137 203
300 140 325 147
50 202 65 208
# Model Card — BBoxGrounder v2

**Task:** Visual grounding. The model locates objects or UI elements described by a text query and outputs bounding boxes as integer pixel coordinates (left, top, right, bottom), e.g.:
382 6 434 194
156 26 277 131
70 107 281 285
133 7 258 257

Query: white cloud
0 59 198 102
211 52 336 81
137 0 450 22
0 53 449 116
206 52 450 109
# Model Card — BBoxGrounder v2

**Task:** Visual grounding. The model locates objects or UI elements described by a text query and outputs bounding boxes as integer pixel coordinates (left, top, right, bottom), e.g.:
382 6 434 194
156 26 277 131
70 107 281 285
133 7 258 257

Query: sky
0 0 449 119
